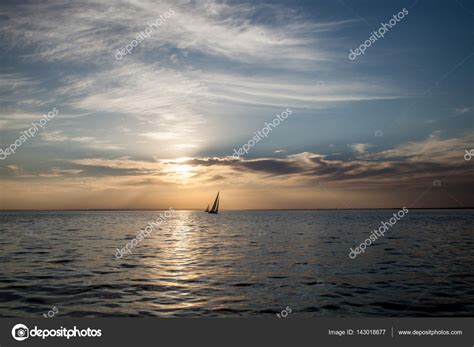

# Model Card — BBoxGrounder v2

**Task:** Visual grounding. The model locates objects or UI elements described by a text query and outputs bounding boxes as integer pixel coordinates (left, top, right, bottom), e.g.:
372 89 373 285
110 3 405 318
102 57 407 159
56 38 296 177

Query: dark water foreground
0 210 472 317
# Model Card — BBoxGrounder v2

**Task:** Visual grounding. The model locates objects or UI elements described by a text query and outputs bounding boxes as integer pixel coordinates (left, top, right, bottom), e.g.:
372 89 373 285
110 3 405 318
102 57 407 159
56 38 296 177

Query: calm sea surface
0 210 472 317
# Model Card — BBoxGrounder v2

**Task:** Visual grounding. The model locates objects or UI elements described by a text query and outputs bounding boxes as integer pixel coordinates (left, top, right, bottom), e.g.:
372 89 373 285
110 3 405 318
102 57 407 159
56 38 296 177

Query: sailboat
206 192 219 214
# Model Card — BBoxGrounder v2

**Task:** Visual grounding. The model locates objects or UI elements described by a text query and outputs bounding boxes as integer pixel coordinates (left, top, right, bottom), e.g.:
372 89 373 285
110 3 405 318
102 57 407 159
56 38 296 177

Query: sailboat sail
208 192 219 214
205 205 209 212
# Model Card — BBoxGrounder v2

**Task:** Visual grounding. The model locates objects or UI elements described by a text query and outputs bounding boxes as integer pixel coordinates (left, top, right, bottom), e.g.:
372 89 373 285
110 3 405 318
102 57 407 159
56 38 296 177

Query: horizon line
1 207 473 212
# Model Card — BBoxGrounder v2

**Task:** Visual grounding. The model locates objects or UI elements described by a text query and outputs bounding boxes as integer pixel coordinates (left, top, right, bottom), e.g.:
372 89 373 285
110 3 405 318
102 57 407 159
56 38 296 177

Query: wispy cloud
0 0 348 65
39 168 84 178
0 73 39 90
350 143 373 155
41 130 123 150
372 131 474 164
452 106 472 117
6 164 21 175
0 0 410 161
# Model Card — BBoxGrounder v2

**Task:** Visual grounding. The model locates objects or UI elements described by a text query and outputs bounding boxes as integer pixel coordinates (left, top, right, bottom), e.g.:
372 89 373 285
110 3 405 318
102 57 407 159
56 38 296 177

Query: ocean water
0 209 472 317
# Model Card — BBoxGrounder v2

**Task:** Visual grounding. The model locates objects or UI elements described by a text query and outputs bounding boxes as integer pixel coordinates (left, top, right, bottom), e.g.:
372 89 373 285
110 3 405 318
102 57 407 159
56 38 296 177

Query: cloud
41 130 123 150
350 143 372 155
71 157 161 172
0 0 408 116
0 73 39 91
52 63 206 151
41 130 69 142
0 0 410 162
0 73 51 114
39 168 84 178
0 110 88 130
0 112 43 130
372 131 474 164
193 72 408 107
0 0 349 65
65 132 472 189
6 165 21 175
452 106 471 117
3 132 472 209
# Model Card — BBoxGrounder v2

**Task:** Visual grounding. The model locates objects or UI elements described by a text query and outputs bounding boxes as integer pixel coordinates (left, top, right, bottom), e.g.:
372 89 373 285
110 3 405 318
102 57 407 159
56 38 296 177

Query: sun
175 165 192 174
173 164 195 179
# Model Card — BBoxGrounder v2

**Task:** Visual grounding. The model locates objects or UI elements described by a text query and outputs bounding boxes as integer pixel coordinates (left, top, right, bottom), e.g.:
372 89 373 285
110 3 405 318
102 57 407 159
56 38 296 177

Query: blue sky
0 0 473 209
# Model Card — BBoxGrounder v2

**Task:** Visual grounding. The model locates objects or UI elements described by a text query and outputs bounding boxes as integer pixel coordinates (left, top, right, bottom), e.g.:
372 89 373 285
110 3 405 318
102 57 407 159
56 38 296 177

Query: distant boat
206 192 220 214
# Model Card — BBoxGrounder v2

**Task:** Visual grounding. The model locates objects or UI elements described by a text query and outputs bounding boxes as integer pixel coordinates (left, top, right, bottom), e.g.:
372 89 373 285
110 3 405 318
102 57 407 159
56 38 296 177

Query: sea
0 209 472 317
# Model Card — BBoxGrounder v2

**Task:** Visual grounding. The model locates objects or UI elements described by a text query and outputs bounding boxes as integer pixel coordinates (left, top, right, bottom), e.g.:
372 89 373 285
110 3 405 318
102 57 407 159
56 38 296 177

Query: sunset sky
0 0 473 210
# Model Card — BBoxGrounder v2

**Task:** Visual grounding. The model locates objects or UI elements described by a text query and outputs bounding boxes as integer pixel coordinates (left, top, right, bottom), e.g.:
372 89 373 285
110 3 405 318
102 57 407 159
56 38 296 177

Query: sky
0 0 473 210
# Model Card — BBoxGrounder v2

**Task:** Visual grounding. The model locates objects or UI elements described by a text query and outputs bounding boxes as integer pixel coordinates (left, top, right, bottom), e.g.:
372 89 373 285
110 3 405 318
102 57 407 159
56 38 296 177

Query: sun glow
174 157 193 163
172 164 195 179
175 165 192 173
